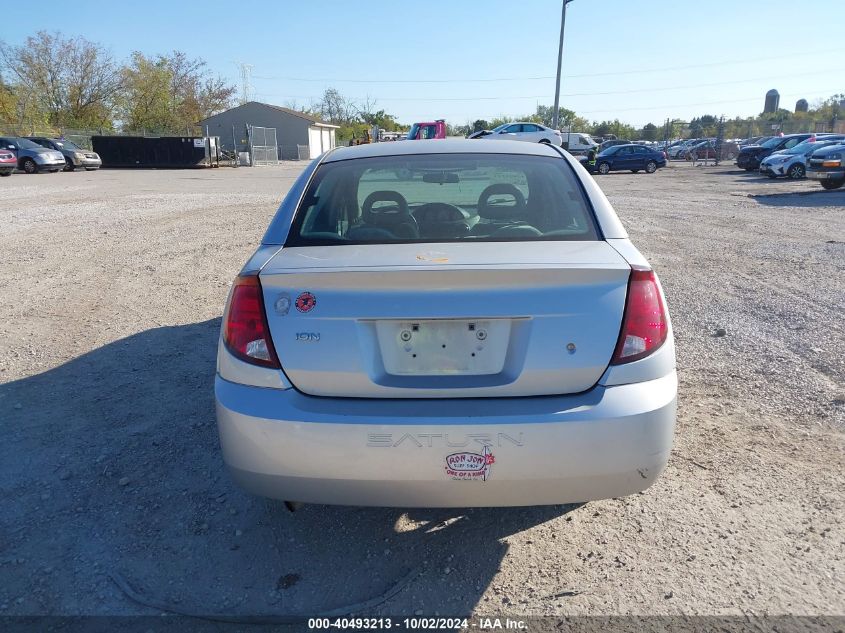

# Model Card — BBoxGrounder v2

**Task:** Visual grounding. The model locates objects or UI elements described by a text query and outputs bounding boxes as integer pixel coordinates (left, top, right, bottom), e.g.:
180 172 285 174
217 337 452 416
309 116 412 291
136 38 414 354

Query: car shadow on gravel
0 319 576 618
750 190 845 207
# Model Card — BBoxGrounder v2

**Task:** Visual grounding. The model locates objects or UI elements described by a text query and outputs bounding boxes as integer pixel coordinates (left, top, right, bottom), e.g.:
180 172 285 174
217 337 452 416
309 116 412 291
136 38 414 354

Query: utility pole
551 0 574 131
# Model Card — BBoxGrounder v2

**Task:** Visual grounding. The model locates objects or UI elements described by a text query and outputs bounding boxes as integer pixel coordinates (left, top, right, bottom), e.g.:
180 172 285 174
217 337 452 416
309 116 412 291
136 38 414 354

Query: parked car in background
739 136 770 147
473 122 563 146
684 139 740 161
599 139 631 152
806 143 845 189
759 136 845 179
0 149 15 176
0 137 65 174
26 137 102 171
668 139 701 159
735 133 818 171
593 143 666 174
663 140 685 156
215 139 676 507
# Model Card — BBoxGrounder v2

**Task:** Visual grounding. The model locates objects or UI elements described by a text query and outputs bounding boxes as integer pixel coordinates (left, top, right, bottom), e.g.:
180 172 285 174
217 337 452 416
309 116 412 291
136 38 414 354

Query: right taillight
222 275 280 369
610 267 668 365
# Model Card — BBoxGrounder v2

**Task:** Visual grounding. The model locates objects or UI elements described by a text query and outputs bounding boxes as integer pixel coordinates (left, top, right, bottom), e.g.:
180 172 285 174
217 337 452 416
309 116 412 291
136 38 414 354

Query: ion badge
445 445 495 481
295 292 317 313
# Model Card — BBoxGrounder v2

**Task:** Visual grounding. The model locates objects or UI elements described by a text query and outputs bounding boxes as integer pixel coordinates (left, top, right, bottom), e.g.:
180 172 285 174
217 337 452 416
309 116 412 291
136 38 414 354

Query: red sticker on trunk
295 292 316 313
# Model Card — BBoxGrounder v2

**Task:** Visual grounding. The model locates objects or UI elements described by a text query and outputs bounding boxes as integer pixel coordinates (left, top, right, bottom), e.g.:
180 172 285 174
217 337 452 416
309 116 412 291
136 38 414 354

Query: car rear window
285 153 599 245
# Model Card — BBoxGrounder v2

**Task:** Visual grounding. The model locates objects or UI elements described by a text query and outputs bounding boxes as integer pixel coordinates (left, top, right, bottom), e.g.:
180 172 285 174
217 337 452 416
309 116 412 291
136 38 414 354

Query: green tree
317 87 355 126
166 51 235 129
119 52 173 131
590 119 637 139
689 115 719 137
0 75 48 127
447 123 470 137
488 115 514 128
534 105 588 130
359 108 400 131
640 122 658 141
119 51 235 132
0 31 122 128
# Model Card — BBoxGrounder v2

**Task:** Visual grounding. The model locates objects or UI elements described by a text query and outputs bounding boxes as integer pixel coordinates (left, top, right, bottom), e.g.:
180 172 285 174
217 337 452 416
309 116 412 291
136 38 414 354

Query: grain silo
764 89 780 113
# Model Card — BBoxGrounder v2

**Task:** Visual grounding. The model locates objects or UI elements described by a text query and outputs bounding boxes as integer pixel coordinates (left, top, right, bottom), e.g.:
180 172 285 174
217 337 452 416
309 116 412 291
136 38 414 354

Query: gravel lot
1 162 843 620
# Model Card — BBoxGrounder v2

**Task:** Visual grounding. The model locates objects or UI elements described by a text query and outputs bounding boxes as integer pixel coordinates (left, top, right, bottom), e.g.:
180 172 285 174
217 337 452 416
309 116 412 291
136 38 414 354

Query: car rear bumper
807 169 844 180
215 372 677 507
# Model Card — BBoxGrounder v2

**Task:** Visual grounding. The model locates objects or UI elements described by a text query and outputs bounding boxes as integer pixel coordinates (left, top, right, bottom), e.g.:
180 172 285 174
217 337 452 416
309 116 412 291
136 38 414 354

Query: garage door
308 127 322 159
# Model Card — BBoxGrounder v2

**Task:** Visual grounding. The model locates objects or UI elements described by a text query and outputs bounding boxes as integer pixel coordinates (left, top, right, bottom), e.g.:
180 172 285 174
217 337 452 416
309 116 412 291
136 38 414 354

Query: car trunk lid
259 242 631 398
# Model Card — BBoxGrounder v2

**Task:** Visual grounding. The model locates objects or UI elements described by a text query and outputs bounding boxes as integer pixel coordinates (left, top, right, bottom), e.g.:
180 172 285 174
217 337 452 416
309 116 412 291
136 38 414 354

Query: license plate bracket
375 319 511 376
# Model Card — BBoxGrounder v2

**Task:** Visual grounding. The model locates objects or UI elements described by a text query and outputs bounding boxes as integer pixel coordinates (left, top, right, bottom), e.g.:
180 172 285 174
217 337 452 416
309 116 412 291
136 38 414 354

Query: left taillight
222 274 280 369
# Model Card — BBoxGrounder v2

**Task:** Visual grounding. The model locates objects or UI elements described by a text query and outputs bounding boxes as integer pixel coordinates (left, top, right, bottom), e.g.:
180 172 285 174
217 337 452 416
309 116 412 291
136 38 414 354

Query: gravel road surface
1 162 842 620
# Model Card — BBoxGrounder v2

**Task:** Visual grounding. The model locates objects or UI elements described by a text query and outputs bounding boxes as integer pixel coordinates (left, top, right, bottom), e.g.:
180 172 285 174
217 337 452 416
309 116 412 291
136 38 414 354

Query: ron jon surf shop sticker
445 445 495 481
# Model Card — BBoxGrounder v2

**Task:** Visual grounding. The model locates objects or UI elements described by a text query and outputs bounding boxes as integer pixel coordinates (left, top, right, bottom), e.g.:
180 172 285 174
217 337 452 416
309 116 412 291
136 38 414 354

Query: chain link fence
277 144 309 161
247 126 279 165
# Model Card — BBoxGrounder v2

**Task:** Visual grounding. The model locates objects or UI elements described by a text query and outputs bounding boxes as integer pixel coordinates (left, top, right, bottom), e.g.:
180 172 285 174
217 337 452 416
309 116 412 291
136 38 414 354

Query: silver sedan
215 140 677 508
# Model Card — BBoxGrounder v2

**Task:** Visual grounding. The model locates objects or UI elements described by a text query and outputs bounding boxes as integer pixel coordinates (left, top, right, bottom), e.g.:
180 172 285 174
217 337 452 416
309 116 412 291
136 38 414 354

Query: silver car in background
215 140 677 508
27 137 102 171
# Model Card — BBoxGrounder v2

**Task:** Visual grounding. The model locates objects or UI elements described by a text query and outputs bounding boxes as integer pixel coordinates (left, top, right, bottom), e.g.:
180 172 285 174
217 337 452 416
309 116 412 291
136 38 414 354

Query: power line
250 48 843 84
253 67 841 103
467 89 840 119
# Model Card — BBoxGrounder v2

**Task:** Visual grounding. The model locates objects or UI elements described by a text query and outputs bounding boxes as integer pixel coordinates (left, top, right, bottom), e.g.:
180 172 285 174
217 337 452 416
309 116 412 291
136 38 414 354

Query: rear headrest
477 184 526 219
362 190 410 224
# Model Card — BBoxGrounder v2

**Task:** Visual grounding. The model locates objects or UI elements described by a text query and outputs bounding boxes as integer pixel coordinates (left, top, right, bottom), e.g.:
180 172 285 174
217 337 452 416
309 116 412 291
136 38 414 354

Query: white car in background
759 136 845 179
473 122 563 146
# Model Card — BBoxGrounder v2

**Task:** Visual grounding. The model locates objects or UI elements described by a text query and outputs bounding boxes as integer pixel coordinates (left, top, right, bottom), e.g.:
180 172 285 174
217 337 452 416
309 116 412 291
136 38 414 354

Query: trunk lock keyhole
476 330 487 341
400 330 412 342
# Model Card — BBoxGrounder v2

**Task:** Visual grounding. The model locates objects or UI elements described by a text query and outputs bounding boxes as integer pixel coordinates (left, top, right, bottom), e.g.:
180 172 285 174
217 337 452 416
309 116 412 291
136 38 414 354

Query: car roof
322 139 562 163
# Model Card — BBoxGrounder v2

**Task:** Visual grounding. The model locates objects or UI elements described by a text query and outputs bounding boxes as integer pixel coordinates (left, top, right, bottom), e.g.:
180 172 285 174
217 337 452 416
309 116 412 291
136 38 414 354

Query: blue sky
3 0 843 127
